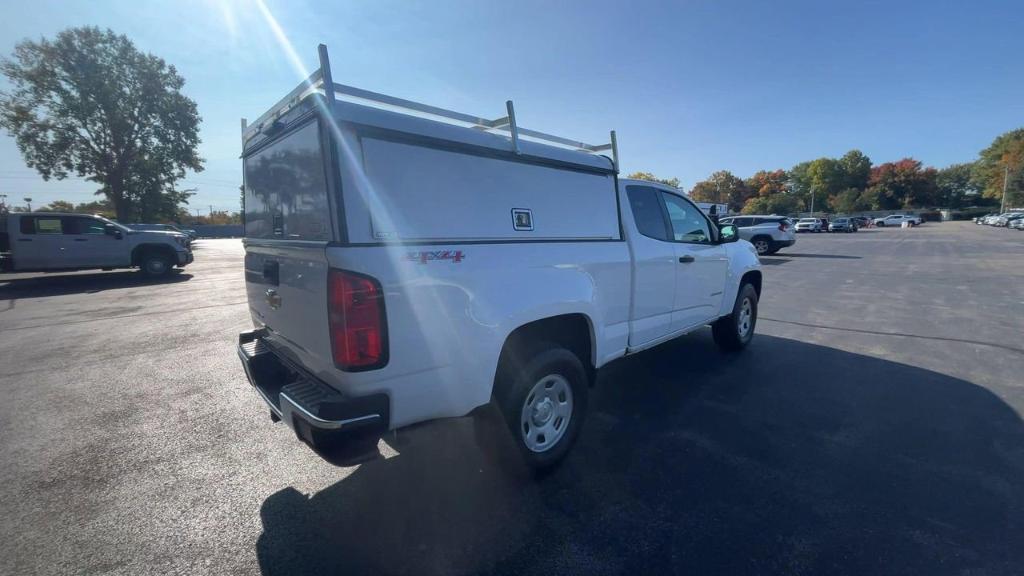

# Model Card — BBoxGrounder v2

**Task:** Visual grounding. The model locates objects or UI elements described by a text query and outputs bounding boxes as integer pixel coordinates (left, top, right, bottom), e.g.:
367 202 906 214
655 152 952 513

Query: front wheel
140 252 172 277
712 283 758 352
494 342 588 472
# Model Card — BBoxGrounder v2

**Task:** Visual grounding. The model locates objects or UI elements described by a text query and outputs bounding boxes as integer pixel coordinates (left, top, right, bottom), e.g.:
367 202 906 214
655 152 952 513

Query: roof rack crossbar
242 68 323 141
242 44 619 170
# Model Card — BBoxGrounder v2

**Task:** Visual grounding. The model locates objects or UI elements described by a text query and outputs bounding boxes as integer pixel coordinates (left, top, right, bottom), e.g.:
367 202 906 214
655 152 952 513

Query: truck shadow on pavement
255 333 1024 576
0 270 191 299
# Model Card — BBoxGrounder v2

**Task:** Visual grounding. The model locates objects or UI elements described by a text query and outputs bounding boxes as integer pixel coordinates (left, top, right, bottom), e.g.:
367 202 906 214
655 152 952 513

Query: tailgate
244 242 333 372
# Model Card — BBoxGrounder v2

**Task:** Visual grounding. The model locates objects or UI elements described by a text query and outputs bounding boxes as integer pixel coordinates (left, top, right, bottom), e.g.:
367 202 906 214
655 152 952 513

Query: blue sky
0 0 1021 214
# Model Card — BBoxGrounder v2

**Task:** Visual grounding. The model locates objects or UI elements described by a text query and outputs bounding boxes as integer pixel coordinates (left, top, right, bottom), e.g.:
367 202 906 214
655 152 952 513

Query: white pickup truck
0 212 192 276
237 45 762 470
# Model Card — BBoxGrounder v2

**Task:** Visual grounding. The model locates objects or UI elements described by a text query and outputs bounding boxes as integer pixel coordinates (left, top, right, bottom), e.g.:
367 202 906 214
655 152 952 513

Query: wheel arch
495 313 596 389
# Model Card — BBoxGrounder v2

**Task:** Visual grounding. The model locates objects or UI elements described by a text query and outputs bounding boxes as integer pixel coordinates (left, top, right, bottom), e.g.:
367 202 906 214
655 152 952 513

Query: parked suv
0 212 192 276
717 215 796 255
829 217 857 233
235 45 763 471
795 218 822 233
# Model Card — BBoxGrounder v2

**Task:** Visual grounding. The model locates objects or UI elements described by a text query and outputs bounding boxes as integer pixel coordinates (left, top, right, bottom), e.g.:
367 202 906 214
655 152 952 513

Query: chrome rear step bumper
237 330 389 456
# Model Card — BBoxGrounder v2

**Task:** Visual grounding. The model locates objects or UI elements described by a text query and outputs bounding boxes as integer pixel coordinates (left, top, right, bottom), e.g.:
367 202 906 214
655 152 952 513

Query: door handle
678 255 695 263
18 238 32 242
74 238 88 242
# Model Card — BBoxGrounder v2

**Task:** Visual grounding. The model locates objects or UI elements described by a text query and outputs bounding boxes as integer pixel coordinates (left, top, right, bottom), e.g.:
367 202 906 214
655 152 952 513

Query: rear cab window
243 120 331 241
626 185 670 241
20 216 64 234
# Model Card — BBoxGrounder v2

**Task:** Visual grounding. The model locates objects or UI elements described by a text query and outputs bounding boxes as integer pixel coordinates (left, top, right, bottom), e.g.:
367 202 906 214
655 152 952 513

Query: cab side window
661 193 713 244
23 217 64 234
65 217 106 235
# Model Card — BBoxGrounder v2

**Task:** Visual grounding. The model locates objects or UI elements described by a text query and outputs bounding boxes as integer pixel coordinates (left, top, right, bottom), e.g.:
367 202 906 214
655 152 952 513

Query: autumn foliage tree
689 170 750 212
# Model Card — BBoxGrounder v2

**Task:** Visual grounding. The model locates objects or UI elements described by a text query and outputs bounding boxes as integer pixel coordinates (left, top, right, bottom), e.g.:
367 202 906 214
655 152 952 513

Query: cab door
660 192 729 331
62 216 125 267
14 215 71 269
622 185 677 347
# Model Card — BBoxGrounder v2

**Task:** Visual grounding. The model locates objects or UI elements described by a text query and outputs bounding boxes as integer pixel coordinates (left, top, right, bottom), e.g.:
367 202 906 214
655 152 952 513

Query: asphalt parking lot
1 222 1023 575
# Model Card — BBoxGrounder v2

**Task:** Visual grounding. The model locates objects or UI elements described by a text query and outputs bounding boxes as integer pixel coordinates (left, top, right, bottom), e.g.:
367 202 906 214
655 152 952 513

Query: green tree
830 188 869 214
627 171 681 188
807 157 846 211
787 161 814 210
690 170 750 212
0 27 203 222
935 163 978 209
973 129 1024 207
39 200 76 212
838 149 872 191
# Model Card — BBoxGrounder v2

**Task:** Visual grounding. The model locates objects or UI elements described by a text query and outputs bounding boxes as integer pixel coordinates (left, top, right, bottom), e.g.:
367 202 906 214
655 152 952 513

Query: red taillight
779 222 788 231
328 269 387 371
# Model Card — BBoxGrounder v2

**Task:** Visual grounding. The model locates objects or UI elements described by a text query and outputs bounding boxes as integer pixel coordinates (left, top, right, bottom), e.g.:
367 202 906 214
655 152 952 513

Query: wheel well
741 270 762 298
498 314 594 383
131 244 176 266
749 234 772 244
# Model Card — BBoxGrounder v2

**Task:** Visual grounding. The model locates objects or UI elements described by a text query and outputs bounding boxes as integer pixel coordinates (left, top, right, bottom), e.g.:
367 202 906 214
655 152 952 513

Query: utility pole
1000 164 1009 213
809 188 815 216
24 197 32 211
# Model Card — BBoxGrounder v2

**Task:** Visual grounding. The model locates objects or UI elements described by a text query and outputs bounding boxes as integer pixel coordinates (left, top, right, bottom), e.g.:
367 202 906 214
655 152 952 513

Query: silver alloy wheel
737 297 753 338
520 373 573 453
753 239 770 254
146 257 167 275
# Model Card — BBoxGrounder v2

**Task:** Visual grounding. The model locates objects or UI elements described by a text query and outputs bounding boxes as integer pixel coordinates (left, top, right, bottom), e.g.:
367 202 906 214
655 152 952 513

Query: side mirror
718 224 739 243
105 225 123 239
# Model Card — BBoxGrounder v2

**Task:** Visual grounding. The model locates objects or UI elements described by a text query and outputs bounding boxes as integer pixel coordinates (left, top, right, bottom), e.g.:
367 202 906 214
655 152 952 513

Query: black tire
712 283 758 352
140 252 172 277
493 341 589 472
750 236 772 256
876 222 885 227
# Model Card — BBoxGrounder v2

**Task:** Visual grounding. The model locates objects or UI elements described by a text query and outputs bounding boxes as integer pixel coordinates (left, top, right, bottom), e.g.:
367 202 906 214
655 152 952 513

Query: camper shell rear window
243 120 331 240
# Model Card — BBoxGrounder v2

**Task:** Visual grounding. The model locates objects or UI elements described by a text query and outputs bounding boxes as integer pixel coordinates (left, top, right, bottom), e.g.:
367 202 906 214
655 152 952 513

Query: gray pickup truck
0 212 192 276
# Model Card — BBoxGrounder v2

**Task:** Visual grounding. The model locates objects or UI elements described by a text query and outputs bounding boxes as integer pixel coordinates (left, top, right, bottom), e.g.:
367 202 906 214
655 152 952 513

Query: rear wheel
751 236 771 255
494 342 588 472
712 283 758 352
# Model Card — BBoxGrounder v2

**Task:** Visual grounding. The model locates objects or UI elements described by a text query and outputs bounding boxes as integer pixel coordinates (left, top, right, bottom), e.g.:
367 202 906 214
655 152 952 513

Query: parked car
0 213 192 276
1010 217 1024 230
992 213 1024 227
829 217 857 233
717 215 797 255
129 223 197 240
795 218 822 233
235 47 763 471
818 217 831 232
873 214 922 227
851 216 871 228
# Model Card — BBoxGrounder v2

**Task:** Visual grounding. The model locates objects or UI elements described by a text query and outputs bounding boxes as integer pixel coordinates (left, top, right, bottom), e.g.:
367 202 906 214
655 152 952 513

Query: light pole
1000 164 1009 214
23 197 32 211
809 188 815 216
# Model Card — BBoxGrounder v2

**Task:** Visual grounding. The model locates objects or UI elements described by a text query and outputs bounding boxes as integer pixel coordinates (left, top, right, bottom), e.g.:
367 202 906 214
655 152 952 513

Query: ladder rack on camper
241 44 618 171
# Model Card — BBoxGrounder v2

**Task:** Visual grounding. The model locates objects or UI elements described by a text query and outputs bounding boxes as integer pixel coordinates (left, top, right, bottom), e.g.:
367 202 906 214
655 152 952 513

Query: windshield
96 216 131 233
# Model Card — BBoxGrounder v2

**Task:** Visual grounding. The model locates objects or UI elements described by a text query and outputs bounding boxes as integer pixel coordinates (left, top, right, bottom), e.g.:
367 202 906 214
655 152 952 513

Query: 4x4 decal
406 250 465 264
